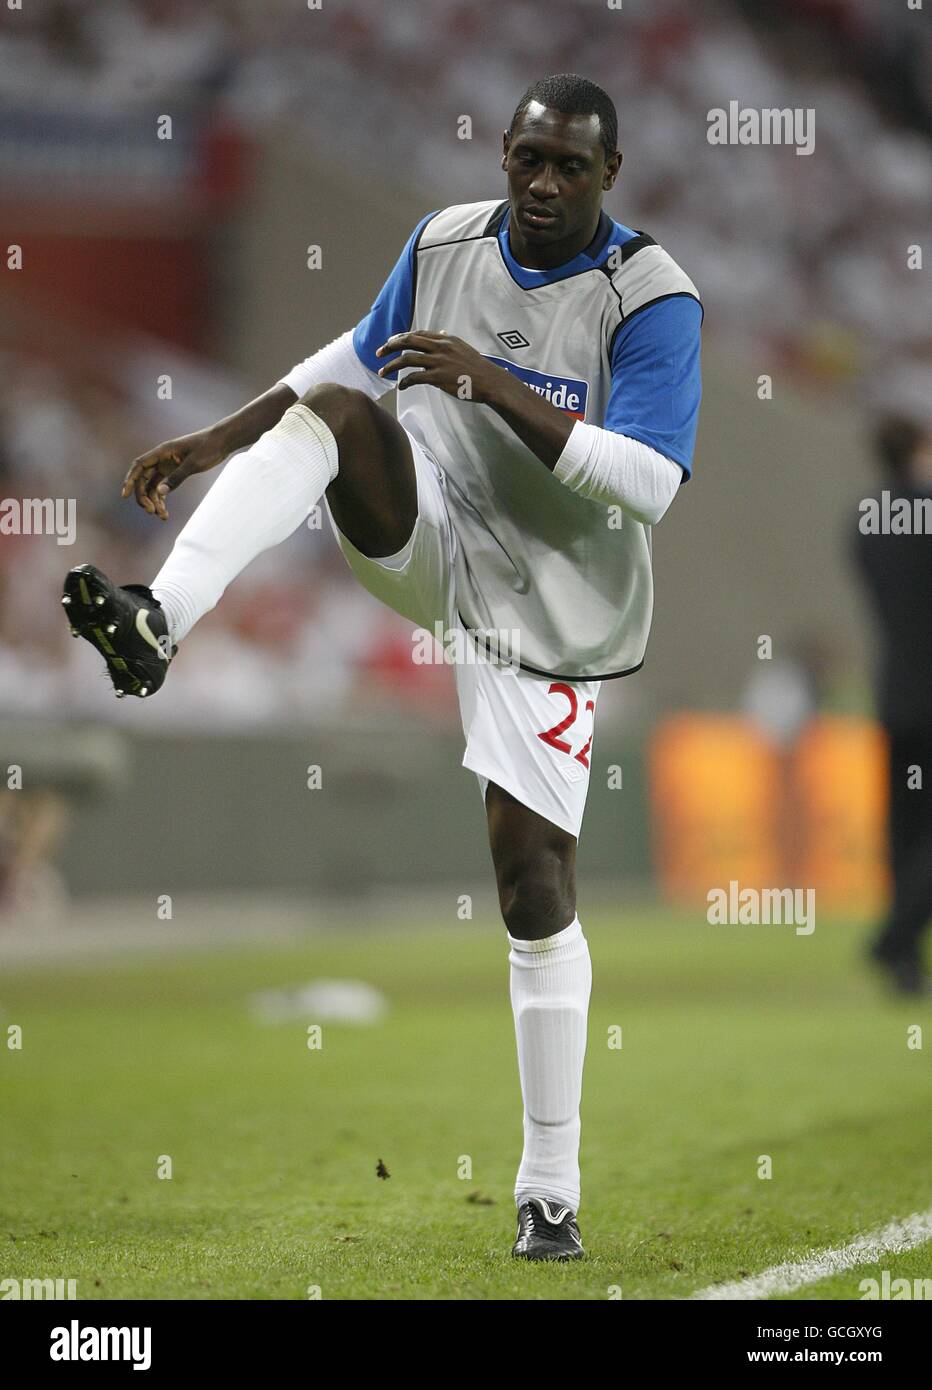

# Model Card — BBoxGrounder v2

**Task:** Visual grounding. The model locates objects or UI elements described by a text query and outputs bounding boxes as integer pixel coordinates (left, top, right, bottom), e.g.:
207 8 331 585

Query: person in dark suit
853 415 932 995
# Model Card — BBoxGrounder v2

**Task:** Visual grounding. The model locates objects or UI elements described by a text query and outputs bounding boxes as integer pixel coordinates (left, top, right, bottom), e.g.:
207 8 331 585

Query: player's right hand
122 429 228 520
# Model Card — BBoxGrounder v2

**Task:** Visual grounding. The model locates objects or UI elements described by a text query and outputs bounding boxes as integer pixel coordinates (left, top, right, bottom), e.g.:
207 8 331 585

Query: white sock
151 404 338 643
509 915 591 1213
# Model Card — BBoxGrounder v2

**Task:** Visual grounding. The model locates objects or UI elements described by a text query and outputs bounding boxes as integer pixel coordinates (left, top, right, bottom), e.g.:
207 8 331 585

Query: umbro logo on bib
497 330 530 350
485 355 589 420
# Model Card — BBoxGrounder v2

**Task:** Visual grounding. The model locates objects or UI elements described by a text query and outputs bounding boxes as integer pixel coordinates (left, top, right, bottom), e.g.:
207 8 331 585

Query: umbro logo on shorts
484 356 589 420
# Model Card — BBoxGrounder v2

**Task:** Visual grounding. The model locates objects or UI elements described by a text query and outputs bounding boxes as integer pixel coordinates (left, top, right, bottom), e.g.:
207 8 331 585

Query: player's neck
506 210 603 272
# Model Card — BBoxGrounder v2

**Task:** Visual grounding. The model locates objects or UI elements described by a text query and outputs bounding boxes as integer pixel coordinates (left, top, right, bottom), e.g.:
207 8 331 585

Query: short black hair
509 73 618 161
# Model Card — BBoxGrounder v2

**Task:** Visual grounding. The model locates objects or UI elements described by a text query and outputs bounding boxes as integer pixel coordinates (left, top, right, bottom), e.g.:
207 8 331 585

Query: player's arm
375 329 687 527
477 368 685 528
377 295 702 526
121 383 297 519
125 211 437 519
376 328 574 458
545 296 702 525
122 329 393 521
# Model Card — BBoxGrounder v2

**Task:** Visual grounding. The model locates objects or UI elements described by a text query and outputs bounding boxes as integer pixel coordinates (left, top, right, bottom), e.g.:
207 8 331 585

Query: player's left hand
375 331 503 404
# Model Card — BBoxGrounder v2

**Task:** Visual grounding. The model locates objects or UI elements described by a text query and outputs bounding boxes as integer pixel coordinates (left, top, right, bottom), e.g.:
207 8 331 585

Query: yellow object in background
648 715 783 907
791 718 890 913
648 715 890 914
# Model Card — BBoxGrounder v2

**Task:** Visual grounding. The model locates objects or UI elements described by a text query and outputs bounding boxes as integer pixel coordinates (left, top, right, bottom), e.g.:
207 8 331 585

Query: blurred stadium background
0 0 929 928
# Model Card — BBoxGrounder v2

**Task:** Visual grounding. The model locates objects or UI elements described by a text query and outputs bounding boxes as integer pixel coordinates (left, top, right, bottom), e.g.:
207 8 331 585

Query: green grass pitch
1 904 929 1300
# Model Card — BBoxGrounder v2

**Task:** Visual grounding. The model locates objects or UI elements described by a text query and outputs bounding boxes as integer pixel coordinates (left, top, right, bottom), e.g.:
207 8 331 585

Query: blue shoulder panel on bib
352 210 438 372
605 296 703 477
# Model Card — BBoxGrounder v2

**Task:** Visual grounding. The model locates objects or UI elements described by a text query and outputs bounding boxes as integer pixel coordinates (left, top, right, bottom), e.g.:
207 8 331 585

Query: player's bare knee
499 863 575 939
299 382 376 441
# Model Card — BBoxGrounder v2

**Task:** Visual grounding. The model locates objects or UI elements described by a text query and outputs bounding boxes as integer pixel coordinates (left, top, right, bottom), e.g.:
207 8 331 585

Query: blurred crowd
1 0 929 727
3 0 928 375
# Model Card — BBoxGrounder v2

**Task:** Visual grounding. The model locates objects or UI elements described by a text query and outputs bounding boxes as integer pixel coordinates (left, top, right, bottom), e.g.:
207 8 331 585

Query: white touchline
691 1209 932 1301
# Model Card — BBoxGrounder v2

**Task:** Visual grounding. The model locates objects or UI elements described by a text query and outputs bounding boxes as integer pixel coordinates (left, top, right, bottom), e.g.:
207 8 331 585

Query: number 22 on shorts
537 682 595 770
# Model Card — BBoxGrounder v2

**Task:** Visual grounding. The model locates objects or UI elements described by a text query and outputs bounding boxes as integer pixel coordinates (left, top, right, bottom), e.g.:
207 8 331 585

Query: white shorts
324 431 602 839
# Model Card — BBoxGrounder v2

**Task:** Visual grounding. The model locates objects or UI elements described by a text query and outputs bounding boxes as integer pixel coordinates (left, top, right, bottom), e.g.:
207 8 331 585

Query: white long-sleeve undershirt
553 420 684 526
278 330 390 402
